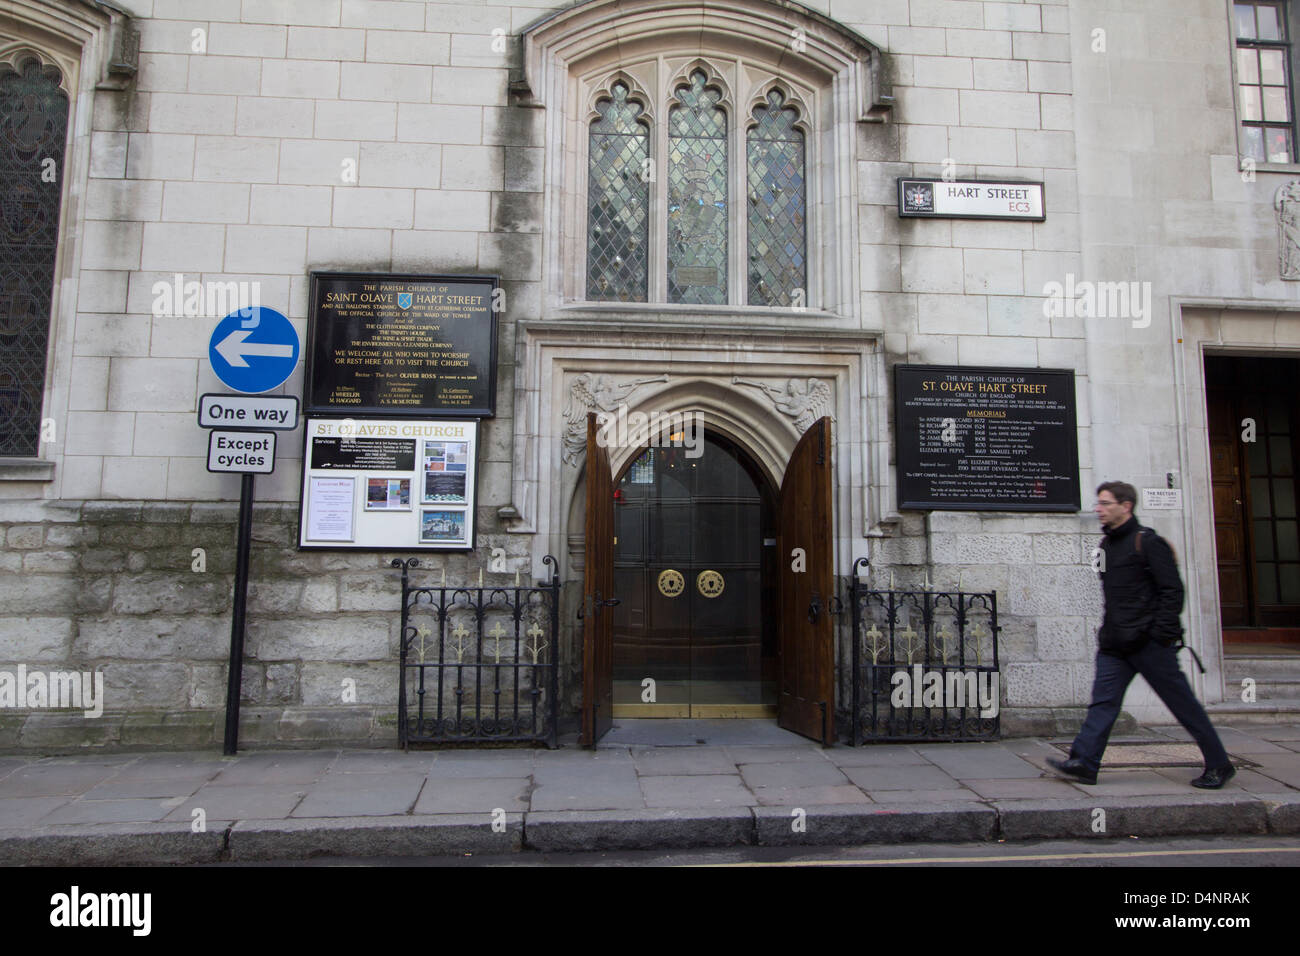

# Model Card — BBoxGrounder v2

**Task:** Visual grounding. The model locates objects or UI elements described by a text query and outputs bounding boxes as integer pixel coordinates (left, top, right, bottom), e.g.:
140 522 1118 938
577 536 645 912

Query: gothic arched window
747 90 806 308
0 56 68 457
583 69 808 309
667 70 728 305
587 82 649 301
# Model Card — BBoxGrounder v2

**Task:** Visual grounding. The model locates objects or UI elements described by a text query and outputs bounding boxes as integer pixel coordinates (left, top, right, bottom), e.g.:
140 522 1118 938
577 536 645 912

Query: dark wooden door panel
777 417 834 744
581 412 615 745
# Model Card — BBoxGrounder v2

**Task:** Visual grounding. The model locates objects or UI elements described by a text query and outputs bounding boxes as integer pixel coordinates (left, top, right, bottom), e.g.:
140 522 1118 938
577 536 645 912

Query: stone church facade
1 0 1297 750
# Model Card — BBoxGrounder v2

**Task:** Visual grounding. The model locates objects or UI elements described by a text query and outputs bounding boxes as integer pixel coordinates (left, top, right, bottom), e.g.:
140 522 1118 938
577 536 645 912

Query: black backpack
1131 528 1205 674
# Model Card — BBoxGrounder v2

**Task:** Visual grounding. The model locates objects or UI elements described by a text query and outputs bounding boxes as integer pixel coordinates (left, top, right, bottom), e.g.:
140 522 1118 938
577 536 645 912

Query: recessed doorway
610 431 777 716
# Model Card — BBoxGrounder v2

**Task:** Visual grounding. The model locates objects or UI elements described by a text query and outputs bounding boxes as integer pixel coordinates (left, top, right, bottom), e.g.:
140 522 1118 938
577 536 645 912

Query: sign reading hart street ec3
898 178 1046 221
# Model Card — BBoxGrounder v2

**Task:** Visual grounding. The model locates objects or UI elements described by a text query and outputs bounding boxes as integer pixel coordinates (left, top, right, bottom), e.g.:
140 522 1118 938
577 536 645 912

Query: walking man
1047 481 1235 788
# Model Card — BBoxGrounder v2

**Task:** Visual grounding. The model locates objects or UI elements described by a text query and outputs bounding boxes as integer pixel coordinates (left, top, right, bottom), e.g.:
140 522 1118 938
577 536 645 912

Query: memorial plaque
895 365 1080 512
307 272 498 417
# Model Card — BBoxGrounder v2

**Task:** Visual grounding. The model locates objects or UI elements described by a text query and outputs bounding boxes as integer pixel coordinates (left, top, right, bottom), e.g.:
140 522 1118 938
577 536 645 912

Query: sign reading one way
198 393 299 430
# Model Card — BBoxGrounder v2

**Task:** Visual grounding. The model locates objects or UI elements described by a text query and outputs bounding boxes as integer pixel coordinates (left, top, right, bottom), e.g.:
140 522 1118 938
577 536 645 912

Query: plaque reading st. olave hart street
306 272 498 417
894 365 1080 512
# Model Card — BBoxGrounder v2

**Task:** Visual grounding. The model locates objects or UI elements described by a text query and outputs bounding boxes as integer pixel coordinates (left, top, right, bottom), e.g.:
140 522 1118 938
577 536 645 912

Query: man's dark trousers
1071 640 1230 775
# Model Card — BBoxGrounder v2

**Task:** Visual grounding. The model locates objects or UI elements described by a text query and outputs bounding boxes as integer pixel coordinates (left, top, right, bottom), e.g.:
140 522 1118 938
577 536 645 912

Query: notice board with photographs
297 417 478 551
894 364 1080 512
305 271 498 418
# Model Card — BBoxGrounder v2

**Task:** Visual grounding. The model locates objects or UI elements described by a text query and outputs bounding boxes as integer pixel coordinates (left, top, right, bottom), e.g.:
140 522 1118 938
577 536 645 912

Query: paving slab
164 784 309 822
1239 757 1300 789
821 747 932 767
865 788 985 803
38 797 178 826
228 814 523 861
290 772 427 817
428 752 538 777
0 763 120 796
630 746 739 776
751 785 871 806
413 777 530 814
329 751 438 774
738 760 849 789
640 774 754 809
1252 724 1300 741
725 746 828 766
918 745 1044 780
0 795 71 829
961 777 1082 800
208 752 338 786
1078 770 1198 796
83 771 220 800
530 763 644 811
1213 728 1294 754
841 763 966 791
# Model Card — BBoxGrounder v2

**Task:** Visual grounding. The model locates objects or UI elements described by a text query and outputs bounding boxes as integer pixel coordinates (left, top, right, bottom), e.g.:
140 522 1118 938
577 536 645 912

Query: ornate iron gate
843 559 1001 743
394 556 560 747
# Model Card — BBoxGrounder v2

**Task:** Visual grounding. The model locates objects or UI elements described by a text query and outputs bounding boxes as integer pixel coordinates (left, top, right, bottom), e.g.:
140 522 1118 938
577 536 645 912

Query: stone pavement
1 719 1298 864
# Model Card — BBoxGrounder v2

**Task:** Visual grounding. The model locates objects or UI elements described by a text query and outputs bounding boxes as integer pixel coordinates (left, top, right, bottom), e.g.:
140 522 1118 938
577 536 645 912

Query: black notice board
894 364 1081 512
306 272 498 417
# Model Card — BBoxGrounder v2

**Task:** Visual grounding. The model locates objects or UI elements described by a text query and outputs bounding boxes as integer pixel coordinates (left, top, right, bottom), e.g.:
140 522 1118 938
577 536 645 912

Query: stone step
1222 656 1300 679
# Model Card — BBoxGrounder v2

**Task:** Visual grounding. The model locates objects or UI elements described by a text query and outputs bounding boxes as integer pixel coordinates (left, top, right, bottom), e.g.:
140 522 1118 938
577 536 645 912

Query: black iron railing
844 558 1001 743
394 555 561 747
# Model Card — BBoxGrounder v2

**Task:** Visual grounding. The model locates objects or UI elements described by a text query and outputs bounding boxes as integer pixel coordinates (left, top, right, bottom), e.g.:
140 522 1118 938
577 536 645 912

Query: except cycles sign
207 430 276 474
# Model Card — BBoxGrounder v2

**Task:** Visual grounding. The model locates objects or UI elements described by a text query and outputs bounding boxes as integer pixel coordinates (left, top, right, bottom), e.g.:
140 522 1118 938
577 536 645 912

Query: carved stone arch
586 69 656 125
0 45 73 94
742 79 813 137
665 58 734 119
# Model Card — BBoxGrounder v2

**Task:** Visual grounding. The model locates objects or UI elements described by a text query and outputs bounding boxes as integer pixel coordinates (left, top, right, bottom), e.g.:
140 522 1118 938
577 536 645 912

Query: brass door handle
658 569 685 597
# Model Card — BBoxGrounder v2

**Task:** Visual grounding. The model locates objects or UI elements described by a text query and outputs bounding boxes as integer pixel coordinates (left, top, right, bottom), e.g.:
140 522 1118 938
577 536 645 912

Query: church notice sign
897 178 1045 221
894 365 1080 512
306 272 498 417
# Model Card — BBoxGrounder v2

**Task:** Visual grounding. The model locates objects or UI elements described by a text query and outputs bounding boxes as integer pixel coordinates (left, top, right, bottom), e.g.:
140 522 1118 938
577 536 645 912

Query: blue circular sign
208 307 300 394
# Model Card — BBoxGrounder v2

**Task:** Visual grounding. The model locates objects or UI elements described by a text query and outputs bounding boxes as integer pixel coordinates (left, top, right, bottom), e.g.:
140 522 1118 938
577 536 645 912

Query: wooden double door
1207 356 1300 641
581 415 834 744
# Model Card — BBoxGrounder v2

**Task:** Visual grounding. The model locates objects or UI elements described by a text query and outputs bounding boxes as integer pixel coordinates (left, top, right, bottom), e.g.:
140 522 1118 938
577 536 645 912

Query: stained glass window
588 83 649 301
1235 1 1294 163
747 90 806 307
668 71 727 305
0 58 67 457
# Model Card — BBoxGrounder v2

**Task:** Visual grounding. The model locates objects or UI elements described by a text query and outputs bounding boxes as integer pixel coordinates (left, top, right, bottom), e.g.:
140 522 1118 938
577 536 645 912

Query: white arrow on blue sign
208 307 300 394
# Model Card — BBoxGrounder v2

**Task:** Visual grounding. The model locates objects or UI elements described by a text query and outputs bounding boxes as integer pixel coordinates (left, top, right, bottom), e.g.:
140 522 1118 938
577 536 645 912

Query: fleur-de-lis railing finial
898 623 922 664
487 619 508 663
969 621 989 666
526 620 548 664
450 619 470 662
863 621 889 664
933 622 955 664
416 626 430 664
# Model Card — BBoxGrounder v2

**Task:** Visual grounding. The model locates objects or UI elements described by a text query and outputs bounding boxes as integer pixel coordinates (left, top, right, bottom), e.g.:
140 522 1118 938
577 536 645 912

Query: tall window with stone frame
0 53 68 456
1235 0 1297 164
585 70 807 307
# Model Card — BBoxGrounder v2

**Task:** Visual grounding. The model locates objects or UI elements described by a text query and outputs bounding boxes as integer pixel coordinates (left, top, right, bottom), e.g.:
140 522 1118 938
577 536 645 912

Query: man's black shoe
1045 756 1097 785
1190 765 1236 789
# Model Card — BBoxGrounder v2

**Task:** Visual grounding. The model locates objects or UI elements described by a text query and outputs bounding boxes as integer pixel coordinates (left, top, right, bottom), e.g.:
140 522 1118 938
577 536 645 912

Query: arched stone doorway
610 429 779 717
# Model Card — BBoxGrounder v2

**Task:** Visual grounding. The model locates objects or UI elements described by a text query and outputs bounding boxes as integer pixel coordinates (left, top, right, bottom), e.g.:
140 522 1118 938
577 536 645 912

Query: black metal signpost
198 400 299 755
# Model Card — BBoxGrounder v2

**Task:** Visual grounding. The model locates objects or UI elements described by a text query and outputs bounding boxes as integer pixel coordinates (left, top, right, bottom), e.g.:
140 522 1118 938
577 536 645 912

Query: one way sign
208 306 300 394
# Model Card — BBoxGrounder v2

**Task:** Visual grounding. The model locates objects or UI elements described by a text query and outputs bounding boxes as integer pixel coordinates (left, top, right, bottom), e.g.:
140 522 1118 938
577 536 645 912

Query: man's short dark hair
1096 480 1137 510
